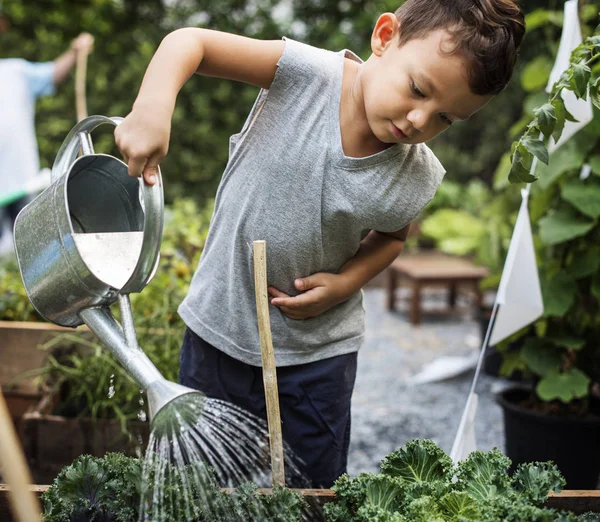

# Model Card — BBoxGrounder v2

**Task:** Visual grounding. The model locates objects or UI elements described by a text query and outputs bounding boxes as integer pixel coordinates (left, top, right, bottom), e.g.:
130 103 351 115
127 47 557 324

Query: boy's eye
440 114 453 126
410 80 425 98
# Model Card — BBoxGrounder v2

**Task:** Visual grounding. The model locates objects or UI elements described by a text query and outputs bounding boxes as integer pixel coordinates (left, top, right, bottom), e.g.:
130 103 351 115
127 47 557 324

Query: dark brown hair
394 0 525 95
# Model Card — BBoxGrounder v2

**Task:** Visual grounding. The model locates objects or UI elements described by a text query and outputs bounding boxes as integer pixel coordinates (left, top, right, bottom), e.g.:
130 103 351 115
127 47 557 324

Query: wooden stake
253 240 285 487
0 389 42 521
75 49 88 122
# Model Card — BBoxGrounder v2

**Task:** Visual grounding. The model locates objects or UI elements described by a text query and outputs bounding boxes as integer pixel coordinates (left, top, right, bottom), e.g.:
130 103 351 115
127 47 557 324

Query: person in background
0 10 93 241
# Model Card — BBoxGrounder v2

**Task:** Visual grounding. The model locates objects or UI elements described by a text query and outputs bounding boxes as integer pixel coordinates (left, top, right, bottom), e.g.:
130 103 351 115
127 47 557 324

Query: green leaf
547 336 586 351
589 154 600 176
520 56 553 92
551 97 566 143
521 136 549 165
380 439 453 484
509 144 537 183
538 208 595 245
561 180 600 218
566 247 600 278
438 491 480 520
590 84 600 110
536 139 585 190
536 368 591 403
571 62 592 99
541 271 576 316
454 449 512 502
533 103 557 138
521 337 561 377
500 349 528 377
513 462 565 503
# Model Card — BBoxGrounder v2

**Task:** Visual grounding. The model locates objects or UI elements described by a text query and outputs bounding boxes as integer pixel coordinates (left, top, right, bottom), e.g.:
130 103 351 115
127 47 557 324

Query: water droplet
107 374 115 399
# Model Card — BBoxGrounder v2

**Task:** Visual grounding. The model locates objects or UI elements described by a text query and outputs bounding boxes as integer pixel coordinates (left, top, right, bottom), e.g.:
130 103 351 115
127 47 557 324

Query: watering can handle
51 115 164 294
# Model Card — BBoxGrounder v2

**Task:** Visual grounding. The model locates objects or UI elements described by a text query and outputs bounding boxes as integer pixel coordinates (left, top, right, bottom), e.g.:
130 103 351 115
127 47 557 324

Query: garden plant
500 20 600 415
40 439 598 522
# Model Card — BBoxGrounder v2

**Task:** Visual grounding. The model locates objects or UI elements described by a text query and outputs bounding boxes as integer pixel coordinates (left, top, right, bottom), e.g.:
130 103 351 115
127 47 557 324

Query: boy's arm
115 29 285 182
337 227 408 292
269 228 408 320
52 33 94 85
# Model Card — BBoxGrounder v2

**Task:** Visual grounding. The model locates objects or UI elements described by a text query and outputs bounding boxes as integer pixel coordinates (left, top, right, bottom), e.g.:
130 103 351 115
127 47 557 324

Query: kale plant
324 438 596 522
42 453 306 522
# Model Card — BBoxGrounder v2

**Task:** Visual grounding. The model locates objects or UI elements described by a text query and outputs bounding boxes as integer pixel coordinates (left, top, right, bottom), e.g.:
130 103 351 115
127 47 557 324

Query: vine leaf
521 136 549 165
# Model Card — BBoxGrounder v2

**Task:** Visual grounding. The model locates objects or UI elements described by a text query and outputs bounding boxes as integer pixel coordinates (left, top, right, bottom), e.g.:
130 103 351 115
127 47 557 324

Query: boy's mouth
390 122 408 140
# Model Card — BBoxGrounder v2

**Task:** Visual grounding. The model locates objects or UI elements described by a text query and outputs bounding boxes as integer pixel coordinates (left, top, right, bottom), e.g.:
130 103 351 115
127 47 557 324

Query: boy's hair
394 0 525 95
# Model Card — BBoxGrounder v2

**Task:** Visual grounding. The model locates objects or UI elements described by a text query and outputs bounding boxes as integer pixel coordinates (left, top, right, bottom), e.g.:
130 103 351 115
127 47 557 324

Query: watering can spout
146 381 201 423
78 306 200 425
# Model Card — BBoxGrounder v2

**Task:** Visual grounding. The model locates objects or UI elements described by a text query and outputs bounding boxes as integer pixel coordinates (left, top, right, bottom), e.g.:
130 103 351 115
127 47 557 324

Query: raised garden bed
20 413 149 484
0 486 598 522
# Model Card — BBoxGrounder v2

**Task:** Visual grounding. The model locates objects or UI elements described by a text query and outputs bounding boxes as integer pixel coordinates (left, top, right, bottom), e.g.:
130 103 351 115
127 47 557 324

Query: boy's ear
371 13 399 56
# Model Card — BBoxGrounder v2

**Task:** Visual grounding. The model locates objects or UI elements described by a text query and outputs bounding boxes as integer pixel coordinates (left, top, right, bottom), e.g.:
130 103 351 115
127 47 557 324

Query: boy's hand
268 272 352 320
114 104 172 185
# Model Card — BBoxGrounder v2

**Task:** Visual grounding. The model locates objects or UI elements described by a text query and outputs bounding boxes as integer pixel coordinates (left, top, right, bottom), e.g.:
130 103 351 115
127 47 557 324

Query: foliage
0 254 43 321
0 0 570 206
9 198 212 435
501 22 600 408
42 452 306 522
419 179 521 289
324 438 594 522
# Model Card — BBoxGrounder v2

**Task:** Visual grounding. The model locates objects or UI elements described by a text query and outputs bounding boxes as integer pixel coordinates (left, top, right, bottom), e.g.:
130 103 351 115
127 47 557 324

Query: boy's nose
406 110 428 133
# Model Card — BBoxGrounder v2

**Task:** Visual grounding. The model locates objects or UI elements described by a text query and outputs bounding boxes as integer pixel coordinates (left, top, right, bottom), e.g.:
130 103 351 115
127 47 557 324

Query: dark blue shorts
178 327 357 488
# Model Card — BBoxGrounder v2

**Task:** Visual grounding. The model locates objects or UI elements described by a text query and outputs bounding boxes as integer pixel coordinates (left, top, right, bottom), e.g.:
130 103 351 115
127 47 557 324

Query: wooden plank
546 490 600 514
0 321 88 395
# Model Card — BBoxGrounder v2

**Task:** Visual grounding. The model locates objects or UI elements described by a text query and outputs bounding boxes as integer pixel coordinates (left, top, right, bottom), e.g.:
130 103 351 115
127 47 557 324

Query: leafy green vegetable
324 439 593 522
42 453 306 522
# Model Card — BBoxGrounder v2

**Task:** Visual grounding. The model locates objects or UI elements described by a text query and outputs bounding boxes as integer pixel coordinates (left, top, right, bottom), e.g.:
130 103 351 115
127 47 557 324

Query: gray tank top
178 38 445 366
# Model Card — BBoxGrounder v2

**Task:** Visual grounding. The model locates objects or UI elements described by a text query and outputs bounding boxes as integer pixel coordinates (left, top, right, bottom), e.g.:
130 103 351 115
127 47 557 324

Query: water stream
138 393 320 521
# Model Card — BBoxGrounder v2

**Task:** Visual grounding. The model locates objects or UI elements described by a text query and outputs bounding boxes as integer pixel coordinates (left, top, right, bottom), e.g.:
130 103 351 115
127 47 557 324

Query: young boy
115 0 525 487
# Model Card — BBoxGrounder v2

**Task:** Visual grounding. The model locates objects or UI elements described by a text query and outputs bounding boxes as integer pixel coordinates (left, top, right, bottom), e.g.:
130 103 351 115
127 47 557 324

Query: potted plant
495 25 600 489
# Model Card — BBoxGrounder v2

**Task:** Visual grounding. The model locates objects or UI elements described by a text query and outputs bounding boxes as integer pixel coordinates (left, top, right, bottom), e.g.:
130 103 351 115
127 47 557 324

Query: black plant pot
496 387 600 490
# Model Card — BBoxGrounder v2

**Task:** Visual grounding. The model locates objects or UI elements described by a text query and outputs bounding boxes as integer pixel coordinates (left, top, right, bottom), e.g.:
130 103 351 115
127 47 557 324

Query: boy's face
361 14 492 145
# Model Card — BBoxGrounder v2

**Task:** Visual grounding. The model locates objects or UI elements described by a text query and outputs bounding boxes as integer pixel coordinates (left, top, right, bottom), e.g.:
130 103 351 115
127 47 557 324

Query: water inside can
73 231 144 290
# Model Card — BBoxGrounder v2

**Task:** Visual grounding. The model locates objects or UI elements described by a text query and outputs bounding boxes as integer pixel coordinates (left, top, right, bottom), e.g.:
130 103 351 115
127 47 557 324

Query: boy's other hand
268 272 351 320
114 104 172 185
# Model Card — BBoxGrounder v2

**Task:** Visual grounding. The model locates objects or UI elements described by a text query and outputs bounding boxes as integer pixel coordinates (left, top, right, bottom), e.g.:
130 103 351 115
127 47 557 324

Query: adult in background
0 10 93 242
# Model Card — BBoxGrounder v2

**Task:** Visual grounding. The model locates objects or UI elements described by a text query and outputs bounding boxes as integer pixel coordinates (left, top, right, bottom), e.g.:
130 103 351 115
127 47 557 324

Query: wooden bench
387 253 489 325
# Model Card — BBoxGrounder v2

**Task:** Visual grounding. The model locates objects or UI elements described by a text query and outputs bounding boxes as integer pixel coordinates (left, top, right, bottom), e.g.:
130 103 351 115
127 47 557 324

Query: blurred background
1 0 596 210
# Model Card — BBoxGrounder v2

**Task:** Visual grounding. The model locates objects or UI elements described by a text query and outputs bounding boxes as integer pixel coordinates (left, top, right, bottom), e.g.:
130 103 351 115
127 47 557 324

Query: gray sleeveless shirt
178 38 445 366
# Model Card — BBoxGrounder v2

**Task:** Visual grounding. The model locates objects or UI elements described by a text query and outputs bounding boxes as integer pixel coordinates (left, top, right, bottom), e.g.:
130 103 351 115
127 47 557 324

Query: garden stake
253 240 286 487
75 47 88 122
0 388 42 521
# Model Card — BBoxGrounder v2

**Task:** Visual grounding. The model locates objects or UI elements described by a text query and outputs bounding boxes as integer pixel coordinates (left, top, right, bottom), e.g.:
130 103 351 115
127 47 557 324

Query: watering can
13 115 201 426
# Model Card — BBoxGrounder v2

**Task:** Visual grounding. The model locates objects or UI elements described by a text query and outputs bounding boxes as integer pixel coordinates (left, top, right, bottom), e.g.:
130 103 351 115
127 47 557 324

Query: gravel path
347 287 505 476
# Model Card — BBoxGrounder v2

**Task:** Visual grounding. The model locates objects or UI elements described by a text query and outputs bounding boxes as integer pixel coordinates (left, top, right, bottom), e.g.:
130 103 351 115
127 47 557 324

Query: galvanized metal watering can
14 115 200 425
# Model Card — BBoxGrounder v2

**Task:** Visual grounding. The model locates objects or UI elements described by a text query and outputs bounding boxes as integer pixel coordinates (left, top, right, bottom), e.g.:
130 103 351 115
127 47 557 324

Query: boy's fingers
127 155 147 178
143 164 159 185
267 286 288 298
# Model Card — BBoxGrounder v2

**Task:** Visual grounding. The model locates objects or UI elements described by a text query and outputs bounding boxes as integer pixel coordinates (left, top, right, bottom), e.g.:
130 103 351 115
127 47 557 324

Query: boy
115 0 525 487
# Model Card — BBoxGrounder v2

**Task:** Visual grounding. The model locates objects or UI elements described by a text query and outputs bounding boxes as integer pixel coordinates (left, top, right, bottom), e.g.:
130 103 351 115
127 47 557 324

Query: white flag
547 0 593 153
450 393 478 463
490 190 544 345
